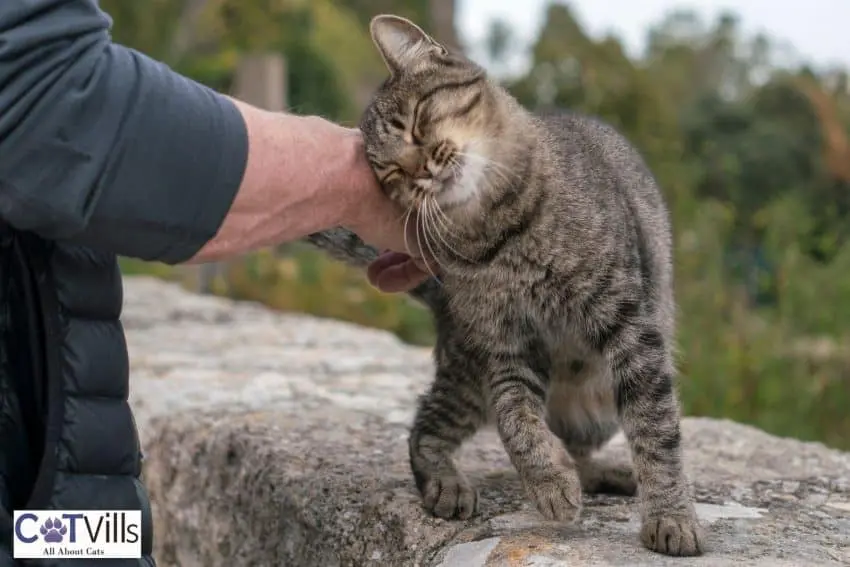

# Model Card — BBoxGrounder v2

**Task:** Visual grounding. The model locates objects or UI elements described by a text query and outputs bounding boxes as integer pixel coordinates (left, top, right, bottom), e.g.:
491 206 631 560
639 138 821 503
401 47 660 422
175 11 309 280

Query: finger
371 247 439 275
369 257 431 293
366 251 411 286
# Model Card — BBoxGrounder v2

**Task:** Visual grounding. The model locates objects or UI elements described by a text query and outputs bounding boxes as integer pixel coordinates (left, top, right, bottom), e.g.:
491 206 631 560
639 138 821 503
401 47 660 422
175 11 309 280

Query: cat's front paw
421 472 479 520
525 468 582 523
640 512 706 556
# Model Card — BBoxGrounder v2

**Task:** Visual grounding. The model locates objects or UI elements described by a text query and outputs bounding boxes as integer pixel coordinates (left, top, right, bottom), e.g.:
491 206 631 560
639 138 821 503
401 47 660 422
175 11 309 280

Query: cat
305 15 705 557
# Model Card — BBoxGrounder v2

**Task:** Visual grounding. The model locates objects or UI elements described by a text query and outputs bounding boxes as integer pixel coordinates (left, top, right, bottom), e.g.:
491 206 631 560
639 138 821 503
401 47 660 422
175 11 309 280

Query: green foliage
99 0 380 122
217 246 436 346
108 2 850 450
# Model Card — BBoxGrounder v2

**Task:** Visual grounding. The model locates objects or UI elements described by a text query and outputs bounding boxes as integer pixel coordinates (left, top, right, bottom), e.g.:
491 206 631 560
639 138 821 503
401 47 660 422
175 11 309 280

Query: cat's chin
434 181 473 209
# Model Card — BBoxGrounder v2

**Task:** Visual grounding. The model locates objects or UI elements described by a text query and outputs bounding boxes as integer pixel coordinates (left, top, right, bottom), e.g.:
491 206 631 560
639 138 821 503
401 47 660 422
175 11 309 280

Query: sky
457 0 850 76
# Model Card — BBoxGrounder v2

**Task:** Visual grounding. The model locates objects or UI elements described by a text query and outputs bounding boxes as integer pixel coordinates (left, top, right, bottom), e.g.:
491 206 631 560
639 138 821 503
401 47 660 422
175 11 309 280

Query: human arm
190 99 418 265
0 0 429 289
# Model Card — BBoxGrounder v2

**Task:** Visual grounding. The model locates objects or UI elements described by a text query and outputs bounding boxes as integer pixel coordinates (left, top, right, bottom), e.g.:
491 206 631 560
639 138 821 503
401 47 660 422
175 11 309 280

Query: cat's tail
303 228 445 312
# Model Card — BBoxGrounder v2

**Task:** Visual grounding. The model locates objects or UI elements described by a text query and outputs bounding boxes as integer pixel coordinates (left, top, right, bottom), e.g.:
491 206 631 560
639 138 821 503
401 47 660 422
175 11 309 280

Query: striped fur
303 15 705 557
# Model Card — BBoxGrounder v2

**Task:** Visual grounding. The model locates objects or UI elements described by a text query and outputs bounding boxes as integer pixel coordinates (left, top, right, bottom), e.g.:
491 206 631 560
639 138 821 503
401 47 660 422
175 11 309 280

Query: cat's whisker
416 201 441 281
413 205 424 260
428 198 476 263
402 206 415 259
446 157 464 185
420 200 446 277
426 190 459 234
430 198 463 239
428 187 474 248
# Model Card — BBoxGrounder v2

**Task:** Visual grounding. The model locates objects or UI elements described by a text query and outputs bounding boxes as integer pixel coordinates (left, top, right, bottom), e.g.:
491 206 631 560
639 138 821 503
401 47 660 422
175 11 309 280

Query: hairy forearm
191 99 388 262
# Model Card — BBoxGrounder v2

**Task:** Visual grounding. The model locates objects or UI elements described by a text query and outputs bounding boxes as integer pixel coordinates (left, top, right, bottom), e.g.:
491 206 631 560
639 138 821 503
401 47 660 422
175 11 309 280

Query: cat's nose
398 150 430 178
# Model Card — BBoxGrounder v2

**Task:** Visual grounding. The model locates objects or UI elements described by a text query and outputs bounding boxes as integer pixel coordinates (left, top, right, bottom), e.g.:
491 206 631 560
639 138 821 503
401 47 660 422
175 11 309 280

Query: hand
351 209 437 294
191 106 437 292
342 132 438 293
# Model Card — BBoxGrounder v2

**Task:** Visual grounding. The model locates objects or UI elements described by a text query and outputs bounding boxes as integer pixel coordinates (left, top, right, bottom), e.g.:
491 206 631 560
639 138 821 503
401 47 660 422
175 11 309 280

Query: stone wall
124 277 850 566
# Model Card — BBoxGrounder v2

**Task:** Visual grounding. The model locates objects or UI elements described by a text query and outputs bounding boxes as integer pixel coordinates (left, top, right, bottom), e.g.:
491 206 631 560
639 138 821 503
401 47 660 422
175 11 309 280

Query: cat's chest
446 275 600 374
448 279 582 344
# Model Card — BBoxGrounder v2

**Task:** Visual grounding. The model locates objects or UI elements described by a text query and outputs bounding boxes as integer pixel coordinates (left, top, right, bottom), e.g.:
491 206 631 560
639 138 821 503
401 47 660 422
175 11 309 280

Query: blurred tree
331 0 460 110
333 0 428 26
485 18 513 63
100 0 379 122
332 0 458 52
508 4 690 211
428 0 461 52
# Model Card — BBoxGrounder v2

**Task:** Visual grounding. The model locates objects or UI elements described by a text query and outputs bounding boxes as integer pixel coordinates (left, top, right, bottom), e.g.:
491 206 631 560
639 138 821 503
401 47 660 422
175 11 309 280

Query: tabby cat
306 15 705 557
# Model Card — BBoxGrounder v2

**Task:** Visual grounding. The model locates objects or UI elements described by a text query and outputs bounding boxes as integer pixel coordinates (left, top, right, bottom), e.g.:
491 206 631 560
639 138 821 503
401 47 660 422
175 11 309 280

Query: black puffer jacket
0 230 154 567
0 2 247 565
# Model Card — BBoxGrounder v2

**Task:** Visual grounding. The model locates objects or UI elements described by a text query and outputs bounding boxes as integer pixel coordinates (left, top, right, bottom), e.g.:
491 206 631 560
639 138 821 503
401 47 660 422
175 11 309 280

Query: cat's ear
370 15 443 74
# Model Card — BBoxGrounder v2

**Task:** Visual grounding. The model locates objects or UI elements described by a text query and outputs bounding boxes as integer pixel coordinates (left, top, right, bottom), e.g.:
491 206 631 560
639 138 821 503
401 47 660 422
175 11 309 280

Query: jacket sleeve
0 0 249 264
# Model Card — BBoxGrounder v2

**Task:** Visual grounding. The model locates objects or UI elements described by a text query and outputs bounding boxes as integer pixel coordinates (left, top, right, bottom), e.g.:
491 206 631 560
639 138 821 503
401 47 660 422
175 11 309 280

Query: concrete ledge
123 278 850 566
141 412 850 566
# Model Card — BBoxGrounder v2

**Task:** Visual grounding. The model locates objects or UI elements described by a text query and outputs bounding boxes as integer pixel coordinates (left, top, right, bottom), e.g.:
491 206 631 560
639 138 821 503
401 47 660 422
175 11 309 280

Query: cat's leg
609 326 705 556
487 347 583 523
409 341 487 520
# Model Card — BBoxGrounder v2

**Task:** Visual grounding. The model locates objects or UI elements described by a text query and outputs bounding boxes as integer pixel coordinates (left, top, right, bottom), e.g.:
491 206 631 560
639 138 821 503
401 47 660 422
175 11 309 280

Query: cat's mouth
438 156 465 187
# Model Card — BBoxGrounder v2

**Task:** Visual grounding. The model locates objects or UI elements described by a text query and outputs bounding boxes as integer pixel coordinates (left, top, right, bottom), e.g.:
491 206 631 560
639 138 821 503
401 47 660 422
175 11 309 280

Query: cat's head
361 15 508 212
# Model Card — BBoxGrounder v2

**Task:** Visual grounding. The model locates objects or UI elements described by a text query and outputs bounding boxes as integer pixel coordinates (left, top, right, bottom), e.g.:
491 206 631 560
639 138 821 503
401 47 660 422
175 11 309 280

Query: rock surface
124 277 850 566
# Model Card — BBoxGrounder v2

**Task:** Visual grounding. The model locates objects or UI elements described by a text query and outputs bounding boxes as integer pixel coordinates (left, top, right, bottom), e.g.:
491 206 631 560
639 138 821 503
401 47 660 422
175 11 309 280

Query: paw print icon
40 518 68 543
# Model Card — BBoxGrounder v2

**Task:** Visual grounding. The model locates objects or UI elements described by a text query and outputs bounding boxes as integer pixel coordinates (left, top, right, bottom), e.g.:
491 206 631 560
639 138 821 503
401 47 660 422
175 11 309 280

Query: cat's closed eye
380 167 404 184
